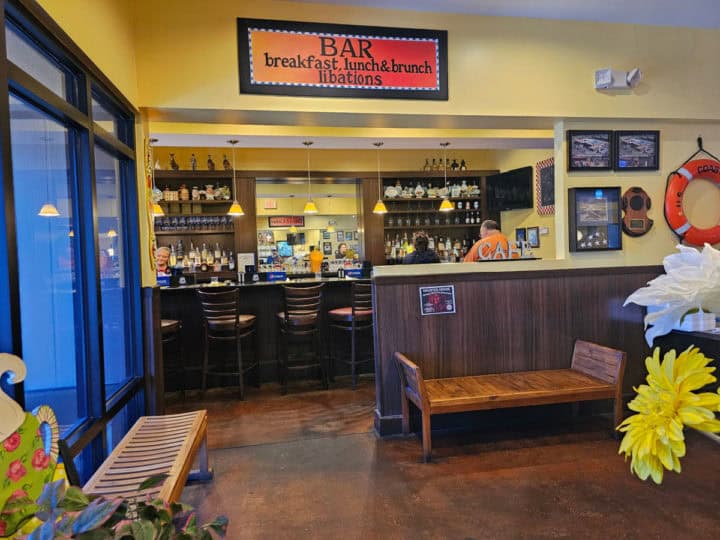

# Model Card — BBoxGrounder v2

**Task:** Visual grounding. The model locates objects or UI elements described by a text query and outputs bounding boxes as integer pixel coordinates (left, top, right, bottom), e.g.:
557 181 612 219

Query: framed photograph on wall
337 231 344 242
515 228 527 243
527 226 540 248
322 230 331 240
322 241 332 256
614 130 659 170
535 157 555 215
345 231 353 241
567 130 613 171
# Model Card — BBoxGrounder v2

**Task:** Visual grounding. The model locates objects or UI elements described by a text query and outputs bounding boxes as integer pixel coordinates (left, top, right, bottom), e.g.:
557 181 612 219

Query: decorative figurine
451 158 459 171
169 153 180 171
460 159 467 171
207 154 216 171
222 154 231 171
190 153 198 171
423 158 430 171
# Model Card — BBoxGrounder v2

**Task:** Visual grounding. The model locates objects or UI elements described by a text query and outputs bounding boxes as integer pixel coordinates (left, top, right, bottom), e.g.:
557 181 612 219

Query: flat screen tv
486 166 533 211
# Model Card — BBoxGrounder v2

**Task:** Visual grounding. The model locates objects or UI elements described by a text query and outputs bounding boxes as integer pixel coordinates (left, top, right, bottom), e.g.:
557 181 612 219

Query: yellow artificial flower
617 346 720 484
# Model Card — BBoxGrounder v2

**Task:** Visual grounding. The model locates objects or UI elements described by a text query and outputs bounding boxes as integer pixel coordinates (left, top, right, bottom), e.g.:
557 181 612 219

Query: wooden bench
61 410 212 502
394 340 626 462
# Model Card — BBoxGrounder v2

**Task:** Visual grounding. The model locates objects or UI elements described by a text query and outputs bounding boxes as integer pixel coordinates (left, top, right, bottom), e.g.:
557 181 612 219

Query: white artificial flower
624 243 720 346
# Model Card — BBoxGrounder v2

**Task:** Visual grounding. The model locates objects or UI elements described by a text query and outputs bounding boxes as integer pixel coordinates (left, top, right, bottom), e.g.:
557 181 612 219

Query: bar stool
327 281 374 389
197 288 258 400
276 283 328 395
161 319 185 394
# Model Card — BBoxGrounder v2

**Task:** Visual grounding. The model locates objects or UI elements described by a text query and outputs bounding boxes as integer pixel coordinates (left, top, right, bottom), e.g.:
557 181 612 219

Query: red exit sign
268 215 305 228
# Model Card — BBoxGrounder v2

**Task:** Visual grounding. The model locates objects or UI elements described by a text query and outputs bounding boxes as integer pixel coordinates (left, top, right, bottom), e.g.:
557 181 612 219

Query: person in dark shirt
403 232 440 264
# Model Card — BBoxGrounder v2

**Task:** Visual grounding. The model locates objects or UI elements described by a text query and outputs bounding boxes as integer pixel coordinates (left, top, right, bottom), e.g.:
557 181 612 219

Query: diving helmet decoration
622 186 653 237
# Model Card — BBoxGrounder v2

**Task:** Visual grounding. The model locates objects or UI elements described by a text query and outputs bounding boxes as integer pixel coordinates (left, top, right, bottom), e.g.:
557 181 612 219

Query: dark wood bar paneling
234 176 257 256
142 286 164 415
360 176 386 266
372 265 663 435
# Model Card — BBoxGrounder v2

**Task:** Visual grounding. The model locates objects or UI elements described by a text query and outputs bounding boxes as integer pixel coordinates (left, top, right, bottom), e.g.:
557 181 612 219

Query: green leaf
130 519 157 540
76 528 114 540
27 519 56 540
138 474 169 491
72 498 124 534
60 486 91 511
206 516 229 537
36 479 66 513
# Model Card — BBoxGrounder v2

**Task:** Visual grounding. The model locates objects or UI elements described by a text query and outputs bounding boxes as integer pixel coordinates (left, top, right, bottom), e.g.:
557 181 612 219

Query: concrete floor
172 379 720 539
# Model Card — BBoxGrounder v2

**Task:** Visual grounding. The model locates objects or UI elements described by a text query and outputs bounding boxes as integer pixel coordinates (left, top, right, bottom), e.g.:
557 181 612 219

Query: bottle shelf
384 224 481 230
382 196 481 202
384 207 481 214
156 229 234 235
158 200 232 205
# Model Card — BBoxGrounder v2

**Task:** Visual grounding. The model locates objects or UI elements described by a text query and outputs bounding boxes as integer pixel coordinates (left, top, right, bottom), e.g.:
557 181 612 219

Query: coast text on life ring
664 158 720 246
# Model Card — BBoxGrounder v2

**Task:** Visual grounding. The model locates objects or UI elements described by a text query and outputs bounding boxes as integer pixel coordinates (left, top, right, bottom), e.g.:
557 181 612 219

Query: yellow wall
37 0 139 106
493 149 555 261
133 0 720 121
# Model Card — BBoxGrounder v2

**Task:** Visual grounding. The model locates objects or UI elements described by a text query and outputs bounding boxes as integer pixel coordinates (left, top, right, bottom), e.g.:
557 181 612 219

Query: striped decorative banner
536 157 555 216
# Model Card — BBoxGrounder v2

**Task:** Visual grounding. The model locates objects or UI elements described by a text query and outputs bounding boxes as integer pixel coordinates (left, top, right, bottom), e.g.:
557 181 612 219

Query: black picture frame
515 228 527 243
614 130 659 171
322 230 331 240
322 241 332 255
336 231 344 242
527 227 540 248
567 130 613 171
345 231 353 241
568 187 623 252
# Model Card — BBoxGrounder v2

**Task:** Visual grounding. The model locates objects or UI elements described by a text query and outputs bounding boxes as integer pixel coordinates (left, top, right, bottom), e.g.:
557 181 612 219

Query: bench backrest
394 352 430 410
570 339 626 387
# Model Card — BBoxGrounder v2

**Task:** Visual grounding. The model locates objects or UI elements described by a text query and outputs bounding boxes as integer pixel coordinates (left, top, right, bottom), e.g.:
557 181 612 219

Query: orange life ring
664 158 720 246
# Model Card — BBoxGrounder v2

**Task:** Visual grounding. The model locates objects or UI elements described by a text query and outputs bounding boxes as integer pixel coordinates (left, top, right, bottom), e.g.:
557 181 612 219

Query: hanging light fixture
38 127 60 217
326 194 336 232
149 138 164 217
372 141 387 214
438 141 453 212
226 139 245 216
303 141 318 214
288 194 298 232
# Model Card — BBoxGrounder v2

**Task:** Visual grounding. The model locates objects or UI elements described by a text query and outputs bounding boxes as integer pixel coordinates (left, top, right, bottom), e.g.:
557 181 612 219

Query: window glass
95 146 132 399
92 97 117 138
5 24 67 100
9 94 83 431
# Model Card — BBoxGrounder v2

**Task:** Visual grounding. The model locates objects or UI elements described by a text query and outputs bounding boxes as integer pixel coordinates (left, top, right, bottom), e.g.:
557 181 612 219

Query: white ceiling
296 0 720 29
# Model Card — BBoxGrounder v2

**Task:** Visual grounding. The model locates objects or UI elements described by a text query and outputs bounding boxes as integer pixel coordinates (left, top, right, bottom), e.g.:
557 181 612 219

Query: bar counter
159 277 368 389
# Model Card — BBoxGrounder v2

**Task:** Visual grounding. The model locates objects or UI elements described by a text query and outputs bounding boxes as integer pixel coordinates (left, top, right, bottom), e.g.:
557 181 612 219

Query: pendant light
38 126 60 217
438 141 453 212
226 139 245 216
149 138 164 217
372 141 387 214
303 141 318 214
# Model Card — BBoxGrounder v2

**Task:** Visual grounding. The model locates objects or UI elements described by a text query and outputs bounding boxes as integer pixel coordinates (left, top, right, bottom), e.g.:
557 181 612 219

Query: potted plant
15 476 227 539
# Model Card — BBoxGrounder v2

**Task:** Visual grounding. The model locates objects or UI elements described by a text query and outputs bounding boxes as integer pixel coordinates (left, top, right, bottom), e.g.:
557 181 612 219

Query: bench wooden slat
83 410 211 502
394 340 627 462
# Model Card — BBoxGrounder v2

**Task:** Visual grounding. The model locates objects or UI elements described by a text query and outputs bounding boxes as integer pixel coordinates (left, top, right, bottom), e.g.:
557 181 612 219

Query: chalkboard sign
536 157 555 215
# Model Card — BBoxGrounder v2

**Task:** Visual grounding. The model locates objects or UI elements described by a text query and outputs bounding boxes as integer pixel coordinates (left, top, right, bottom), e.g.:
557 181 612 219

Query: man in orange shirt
464 220 510 262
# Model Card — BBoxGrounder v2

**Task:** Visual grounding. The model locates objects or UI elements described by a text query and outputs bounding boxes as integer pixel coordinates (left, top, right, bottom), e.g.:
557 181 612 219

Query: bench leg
188 432 214 483
400 395 410 436
612 397 624 440
421 411 432 463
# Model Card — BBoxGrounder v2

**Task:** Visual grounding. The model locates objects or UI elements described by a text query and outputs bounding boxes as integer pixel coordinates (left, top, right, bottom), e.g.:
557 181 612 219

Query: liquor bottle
428 236 435 250
465 212 470 224
414 214 421 226
457 200 463 210
169 246 177 267
221 250 228 267
228 252 235 271
200 243 208 262
214 243 221 260
176 239 184 259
